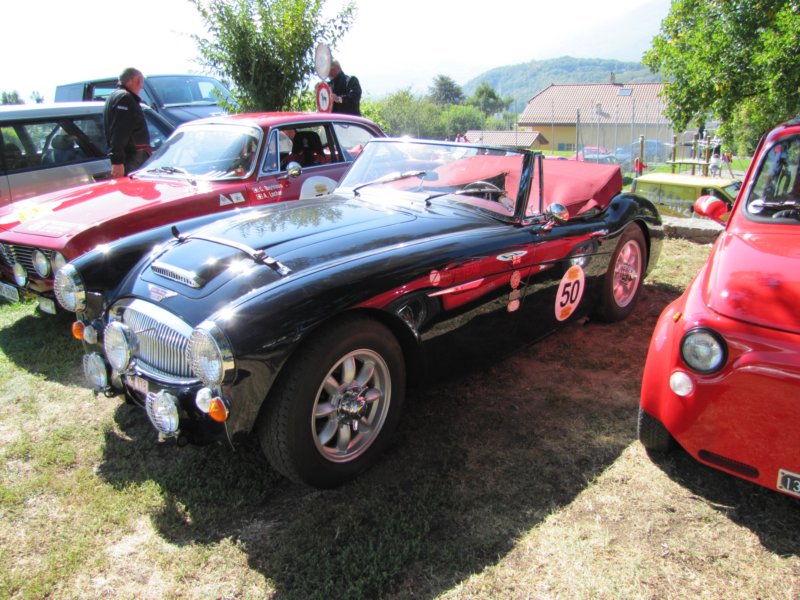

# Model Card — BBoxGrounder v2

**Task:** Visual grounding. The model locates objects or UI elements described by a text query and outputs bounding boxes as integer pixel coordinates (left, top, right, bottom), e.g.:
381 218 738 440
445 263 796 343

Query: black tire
637 406 674 452
258 316 405 488
594 224 647 322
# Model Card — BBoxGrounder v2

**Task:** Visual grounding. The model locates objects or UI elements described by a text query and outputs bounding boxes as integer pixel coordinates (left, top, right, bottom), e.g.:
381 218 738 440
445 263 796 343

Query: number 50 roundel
555 265 585 321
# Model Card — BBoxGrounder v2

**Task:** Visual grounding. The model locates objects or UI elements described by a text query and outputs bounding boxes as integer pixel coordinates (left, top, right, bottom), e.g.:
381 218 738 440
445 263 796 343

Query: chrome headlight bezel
188 320 235 387
104 321 137 373
680 327 727 374
32 249 51 278
54 264 87 312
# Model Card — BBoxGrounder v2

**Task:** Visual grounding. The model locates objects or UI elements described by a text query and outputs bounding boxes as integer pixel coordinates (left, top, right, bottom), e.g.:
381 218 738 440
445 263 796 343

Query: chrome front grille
111 299 195 383
0 243 52 275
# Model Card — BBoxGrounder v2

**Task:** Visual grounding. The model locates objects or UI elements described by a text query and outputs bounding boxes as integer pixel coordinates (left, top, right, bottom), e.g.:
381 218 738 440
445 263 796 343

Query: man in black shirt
328 60 362 116
103 68 152 177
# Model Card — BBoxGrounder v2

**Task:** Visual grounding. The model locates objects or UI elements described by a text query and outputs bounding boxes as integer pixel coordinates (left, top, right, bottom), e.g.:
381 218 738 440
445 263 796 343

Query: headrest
52 135 74 150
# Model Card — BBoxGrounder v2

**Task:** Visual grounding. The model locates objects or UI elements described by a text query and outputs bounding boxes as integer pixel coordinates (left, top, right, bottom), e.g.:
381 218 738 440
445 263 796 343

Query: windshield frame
337 138 538 222
743 133 800 224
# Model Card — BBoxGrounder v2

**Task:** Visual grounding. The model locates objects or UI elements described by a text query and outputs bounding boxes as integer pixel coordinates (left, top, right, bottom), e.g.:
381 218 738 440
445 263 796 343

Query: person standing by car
328 60 362 116
103 68 152 177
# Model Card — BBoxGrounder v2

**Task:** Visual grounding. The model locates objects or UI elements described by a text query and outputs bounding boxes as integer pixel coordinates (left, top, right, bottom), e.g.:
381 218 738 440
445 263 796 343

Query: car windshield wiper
143 165 196 185
352 170 429 197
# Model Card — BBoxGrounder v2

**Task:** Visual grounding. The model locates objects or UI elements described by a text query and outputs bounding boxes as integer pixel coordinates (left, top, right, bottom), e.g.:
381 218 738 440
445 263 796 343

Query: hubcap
312 349 391 463
613 240 642 308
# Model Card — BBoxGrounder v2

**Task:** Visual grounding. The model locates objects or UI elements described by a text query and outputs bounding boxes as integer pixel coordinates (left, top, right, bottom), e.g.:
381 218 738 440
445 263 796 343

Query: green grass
0 240 798 599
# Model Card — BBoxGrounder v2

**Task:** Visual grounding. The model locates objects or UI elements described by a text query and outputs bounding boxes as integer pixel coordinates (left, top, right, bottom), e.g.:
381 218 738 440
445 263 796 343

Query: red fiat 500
639 116 800 498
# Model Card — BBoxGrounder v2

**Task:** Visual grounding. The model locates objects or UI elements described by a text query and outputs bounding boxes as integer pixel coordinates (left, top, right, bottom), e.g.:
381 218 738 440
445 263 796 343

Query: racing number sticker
555 265 585 321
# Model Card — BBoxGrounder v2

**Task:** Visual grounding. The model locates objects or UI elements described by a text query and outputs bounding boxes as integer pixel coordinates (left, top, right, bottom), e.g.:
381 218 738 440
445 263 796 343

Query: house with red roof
517 80 672 154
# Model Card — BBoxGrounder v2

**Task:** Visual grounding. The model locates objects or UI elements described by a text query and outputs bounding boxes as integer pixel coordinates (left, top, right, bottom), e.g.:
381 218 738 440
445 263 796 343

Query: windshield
136 123 261 181
338 139 528 217
745 135 800 223
148 75 234 107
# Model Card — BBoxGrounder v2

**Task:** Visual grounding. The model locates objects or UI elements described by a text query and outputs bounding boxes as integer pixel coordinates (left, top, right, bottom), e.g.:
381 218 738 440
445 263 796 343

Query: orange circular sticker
555 265 585 321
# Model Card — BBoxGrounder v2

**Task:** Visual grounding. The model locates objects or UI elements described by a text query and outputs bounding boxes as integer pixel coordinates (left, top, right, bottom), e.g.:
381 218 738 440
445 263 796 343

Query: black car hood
132 194 496 314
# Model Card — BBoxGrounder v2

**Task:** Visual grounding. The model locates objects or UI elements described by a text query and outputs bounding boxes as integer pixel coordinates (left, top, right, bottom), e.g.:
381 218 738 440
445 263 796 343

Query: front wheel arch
257 313 407 487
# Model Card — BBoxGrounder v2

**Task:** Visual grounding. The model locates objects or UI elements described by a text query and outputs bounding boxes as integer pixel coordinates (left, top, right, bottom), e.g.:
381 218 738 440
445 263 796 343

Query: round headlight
188 321 234 387
51 252 67 274
12 262 27 287
83 353 109 390
681 328 727 374
54 264 86 312
32 250 51 278
104 321 136 373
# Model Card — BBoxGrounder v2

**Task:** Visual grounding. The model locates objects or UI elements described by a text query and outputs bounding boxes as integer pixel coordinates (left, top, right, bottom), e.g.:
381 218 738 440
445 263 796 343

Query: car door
250 121 380 205
1 115 110 204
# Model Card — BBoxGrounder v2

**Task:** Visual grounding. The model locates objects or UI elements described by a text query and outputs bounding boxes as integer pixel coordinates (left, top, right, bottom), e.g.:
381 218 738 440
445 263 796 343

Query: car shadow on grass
94 284 674 599
0 304 84 383
645 446 800 556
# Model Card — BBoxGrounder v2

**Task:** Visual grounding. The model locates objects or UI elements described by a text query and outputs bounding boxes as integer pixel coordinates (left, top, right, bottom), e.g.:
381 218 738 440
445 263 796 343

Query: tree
373 90 444 138
192 0 355 112
440 105 485 139
466 82 511 117
1 91 23 105
30 91 44 104
428 75 464 105
644 0 800 151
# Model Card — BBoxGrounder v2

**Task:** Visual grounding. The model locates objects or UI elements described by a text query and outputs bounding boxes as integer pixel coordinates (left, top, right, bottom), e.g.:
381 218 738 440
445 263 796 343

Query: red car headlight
680 328 727 374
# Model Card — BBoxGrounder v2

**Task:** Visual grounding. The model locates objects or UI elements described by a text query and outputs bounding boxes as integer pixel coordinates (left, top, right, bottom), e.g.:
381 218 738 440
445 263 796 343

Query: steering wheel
459 181 505 198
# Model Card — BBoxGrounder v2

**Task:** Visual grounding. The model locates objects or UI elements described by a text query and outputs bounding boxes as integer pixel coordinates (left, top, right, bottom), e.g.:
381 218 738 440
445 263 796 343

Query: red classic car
639 116 800 498
0 112 384 313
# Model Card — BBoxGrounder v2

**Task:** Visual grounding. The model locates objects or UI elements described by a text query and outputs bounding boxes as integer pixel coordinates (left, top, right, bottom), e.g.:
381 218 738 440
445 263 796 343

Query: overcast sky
2 0 671 103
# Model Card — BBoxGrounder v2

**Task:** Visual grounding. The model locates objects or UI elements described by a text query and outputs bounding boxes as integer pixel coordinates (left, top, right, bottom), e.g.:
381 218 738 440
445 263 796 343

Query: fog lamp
83 353 109 390
32 250 50 277
145 390 180 435
669 370 695 397
12 262 27 287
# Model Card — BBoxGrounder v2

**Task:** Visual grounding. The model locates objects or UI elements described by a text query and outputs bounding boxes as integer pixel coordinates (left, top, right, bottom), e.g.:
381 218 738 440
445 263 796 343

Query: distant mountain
463 56 661 113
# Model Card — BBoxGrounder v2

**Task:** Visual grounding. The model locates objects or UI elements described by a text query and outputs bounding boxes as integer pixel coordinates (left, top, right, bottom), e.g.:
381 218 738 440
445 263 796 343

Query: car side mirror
279 162 302 180
548 202 570 221
695 194 729 225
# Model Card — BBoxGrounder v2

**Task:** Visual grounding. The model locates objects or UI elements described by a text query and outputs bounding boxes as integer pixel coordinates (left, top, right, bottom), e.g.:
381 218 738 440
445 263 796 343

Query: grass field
0 237 798 599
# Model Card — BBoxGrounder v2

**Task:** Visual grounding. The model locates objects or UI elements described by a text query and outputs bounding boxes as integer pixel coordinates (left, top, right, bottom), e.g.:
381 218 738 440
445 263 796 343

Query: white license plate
128 375 149 397
0 281 20 303
778 469 800 498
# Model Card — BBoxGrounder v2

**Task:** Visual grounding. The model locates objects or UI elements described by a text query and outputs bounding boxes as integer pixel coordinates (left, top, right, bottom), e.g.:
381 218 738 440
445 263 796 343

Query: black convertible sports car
57 138 663 487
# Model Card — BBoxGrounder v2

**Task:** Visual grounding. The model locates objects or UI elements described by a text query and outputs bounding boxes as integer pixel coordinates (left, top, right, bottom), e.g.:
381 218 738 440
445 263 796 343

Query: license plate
0 281 19 303
127 375 149 397
777 469 800 498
